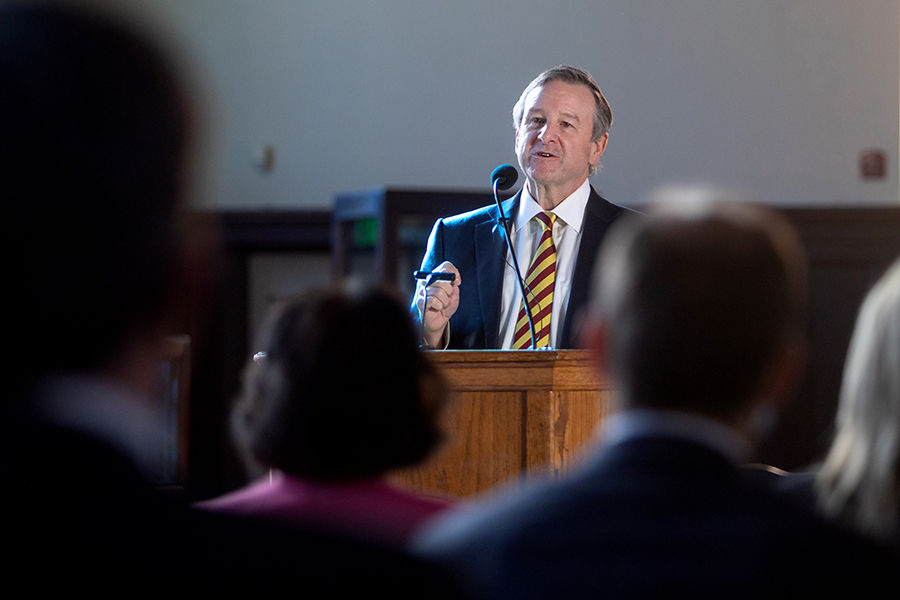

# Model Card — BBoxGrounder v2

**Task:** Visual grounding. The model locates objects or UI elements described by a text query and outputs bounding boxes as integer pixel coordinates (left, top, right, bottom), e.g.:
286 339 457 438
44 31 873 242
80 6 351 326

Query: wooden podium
393 350 614 499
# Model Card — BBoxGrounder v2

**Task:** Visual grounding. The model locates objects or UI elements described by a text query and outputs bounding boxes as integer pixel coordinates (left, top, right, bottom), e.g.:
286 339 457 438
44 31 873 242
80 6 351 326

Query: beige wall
132 0 898 209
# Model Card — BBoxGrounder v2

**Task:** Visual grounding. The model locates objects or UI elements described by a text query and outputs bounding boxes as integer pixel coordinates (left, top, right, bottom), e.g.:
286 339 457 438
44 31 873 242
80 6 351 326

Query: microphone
490 164 537 349
491 164 518 191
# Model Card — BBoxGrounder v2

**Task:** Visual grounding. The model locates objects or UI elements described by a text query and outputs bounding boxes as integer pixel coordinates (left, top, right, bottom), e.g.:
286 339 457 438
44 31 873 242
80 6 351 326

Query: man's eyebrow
524 108 582 123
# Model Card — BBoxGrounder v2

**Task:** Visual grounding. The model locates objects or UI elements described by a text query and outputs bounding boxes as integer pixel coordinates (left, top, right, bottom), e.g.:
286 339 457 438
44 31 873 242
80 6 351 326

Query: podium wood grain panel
392 350 613 499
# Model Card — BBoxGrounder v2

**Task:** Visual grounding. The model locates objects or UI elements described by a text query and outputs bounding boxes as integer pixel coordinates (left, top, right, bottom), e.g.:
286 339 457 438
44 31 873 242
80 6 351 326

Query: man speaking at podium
414 66 635 350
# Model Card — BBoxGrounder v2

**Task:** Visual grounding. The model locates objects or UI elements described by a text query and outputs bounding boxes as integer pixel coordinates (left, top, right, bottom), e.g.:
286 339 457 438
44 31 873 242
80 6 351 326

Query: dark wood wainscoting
762 208 900 469
184 204 900 497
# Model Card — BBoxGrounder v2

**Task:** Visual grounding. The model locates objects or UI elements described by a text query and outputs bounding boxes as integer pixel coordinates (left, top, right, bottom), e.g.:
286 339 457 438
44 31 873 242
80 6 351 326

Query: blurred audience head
816 257 900 545
0 1 207 398
231 282 446 482
588 185 807 424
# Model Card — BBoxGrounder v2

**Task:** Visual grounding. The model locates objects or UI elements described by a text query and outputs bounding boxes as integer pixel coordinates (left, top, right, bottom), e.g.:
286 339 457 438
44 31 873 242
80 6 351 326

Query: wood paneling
189 204 900 496
393 351 612 499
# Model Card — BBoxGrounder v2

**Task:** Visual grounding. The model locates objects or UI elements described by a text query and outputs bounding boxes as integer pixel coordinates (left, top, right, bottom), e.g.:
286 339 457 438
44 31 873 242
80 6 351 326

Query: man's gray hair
590 185 808 417
512 65 613 176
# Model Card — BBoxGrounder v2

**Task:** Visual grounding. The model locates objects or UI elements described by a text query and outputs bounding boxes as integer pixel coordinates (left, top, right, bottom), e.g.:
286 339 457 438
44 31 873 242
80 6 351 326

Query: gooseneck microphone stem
491 165 537 350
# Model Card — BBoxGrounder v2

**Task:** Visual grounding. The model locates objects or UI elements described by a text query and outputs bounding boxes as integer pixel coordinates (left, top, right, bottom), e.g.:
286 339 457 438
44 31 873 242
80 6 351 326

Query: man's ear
759 336 807 412
734 337 807 447
580 316 612 377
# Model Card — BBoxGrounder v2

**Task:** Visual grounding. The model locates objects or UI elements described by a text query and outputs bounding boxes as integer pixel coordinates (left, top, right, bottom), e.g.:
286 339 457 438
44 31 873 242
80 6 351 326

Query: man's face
515 80 607 200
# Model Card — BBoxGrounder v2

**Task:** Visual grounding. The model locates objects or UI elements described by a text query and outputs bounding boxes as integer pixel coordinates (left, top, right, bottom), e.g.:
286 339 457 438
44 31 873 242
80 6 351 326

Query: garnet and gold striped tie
513 211 557 349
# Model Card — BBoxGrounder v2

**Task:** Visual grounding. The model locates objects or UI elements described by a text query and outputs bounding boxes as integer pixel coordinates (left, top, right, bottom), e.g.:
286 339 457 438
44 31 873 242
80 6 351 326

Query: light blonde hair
816 257 900 544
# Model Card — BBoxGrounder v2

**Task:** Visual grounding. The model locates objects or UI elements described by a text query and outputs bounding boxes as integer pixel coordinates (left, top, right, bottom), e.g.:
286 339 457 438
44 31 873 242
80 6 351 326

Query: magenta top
196 471 453 546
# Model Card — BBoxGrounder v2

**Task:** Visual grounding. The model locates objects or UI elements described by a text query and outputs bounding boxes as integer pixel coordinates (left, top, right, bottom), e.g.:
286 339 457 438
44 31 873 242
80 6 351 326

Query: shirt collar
515 179 591 233
600 408 753 464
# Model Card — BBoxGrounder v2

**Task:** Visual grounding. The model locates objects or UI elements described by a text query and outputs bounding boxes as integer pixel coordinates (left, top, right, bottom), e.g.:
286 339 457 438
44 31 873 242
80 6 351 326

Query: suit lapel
561 187 621 348
475 193 518 349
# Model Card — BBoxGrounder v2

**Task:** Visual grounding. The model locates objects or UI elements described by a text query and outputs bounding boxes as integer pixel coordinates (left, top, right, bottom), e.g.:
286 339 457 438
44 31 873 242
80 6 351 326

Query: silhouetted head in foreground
0 1 205 401
586 186 808 436
232 283 446 481
817 256 900 546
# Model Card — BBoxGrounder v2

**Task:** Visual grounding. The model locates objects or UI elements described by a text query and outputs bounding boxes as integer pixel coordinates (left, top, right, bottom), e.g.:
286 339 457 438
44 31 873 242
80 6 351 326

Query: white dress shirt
497 179 590 349
600 408 753 465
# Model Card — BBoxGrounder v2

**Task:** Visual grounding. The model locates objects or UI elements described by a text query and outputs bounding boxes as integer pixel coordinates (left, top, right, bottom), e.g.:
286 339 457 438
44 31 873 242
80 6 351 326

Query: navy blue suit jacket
417 185 633 349
416 437 899 599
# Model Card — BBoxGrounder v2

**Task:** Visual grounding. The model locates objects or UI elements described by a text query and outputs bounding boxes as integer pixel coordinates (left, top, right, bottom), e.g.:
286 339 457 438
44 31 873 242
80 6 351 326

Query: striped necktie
513 211 557 349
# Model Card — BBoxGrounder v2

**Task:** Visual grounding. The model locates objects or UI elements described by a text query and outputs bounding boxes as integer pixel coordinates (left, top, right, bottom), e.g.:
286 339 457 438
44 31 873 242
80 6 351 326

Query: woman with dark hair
198 284 452 545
